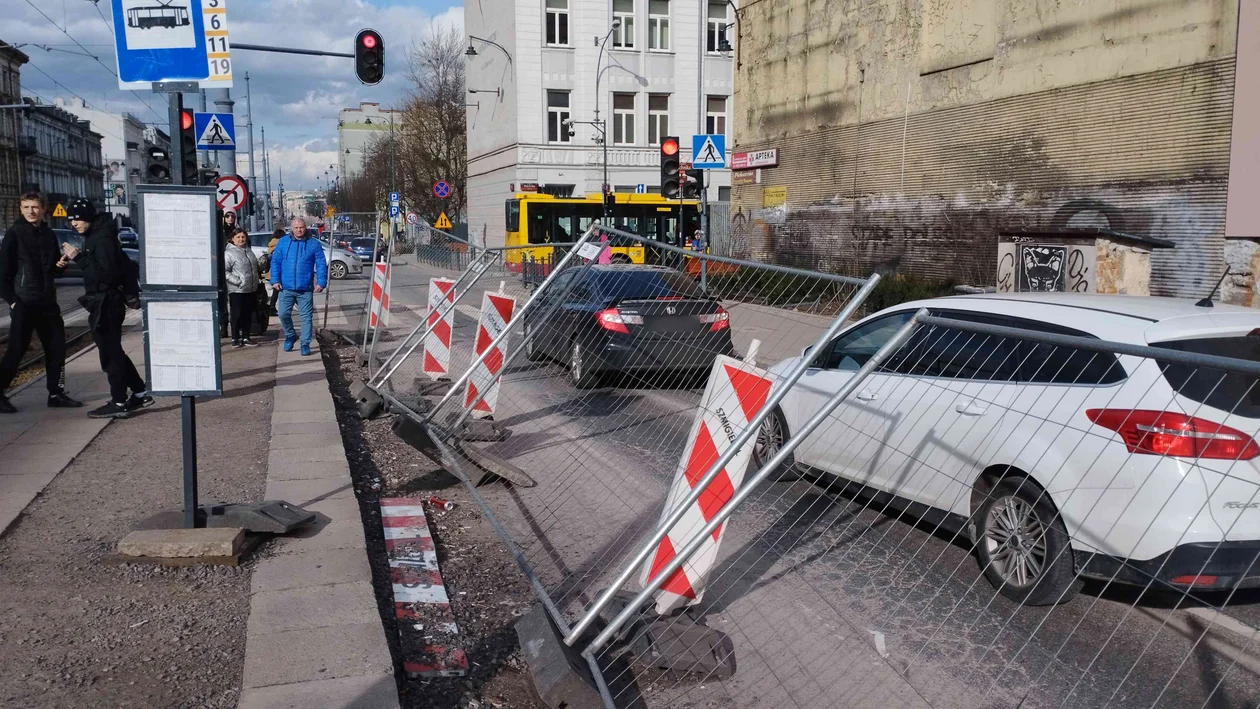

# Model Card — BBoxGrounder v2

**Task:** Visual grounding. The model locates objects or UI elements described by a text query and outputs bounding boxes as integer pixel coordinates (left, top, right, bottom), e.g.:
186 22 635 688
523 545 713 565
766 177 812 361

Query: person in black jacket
65 199 151 419
0 191 83 413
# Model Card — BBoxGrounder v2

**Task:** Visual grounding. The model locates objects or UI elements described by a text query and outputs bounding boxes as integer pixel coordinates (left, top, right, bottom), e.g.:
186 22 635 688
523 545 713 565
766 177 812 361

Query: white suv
757 293 1260 604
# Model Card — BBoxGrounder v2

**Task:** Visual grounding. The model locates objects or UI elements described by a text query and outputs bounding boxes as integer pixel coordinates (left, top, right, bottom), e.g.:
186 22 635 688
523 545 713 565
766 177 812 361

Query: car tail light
1170 575 1219 587
597 308 631 334
1086 409 1260 460
699 307 730 332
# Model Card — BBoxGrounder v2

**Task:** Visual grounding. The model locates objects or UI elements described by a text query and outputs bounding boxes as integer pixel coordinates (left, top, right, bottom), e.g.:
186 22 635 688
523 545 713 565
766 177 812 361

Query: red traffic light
362 33 378 49
180 110 194 131
661 138 679 156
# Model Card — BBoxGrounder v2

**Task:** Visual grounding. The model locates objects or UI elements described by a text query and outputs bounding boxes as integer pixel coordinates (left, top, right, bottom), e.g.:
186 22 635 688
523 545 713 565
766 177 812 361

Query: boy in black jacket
0 192 83 413
65 199 150 419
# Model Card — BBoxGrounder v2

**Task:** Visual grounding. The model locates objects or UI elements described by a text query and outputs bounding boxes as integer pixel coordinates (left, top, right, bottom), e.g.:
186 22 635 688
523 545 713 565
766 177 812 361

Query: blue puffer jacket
269 235 327 292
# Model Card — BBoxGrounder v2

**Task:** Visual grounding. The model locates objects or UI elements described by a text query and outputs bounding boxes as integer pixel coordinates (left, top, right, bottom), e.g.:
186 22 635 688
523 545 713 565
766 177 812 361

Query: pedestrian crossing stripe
197 115 234 147
435 212 453 230
53 204 67 218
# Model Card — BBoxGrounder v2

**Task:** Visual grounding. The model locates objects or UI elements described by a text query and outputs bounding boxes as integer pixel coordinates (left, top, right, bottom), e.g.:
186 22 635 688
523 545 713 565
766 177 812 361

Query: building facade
0 42 28 225
339 102 403 180
21 99 104 228
55 98 151 225
465 0 736 248
730 0 1248 299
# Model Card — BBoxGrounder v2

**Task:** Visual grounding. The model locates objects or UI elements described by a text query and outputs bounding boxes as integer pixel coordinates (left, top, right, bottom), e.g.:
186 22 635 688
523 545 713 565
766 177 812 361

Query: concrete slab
298 496 364 523
272 410 338 425
250 547 373 594
11 418 107 446
241 622 393 689
270 432 340 451
267 460 352 482
269 446 349 466
264 478 355 504
268 519 366 555
272 391 335 412
237 673 399 709
117 527 245 558
0 449 79 476
270 421 342 437
247 581 380 636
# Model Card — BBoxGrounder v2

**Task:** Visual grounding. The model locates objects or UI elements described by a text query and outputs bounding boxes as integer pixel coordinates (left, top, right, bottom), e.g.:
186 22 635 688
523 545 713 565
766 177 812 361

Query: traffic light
179 106 198 186
660 137 680 199
355 29 384 85
198 168 221 187
145 146 171 184
683 168 704 199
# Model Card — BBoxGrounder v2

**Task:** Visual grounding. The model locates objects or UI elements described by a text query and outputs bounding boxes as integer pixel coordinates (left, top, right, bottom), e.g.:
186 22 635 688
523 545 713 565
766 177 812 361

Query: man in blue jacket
269 217 327 356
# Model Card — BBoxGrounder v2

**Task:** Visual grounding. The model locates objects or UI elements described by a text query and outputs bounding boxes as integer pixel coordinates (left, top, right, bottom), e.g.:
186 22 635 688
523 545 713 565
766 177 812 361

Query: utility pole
245 73 258 230
198 89 209 171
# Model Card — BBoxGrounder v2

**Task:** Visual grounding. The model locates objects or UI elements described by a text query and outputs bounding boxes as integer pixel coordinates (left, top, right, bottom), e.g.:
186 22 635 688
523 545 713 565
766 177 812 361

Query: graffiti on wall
997 242 1095 293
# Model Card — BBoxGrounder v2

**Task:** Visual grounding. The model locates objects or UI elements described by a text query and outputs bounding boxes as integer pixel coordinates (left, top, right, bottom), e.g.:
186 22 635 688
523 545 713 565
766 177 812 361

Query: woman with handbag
224 228 262 348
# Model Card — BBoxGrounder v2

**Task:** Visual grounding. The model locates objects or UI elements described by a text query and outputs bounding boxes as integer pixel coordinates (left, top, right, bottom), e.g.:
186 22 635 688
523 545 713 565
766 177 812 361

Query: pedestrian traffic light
683 168 704 199
179 107 198 186
145 146 171 184
660 137 680 199
355 29 384 85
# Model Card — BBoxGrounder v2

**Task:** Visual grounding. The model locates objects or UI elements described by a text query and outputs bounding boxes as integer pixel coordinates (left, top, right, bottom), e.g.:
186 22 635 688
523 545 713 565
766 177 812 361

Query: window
612 0 635 48
612 93 635 145
718 186 731 201
705 95 727 135
889 311 1019 381
1157 336 1260 419
1011 318 1126 385
505 199 521 231
547 90 571 143
546 0 569 46
648 0 670 50
819 311 917 371
706 1 728 53
647 94 669 145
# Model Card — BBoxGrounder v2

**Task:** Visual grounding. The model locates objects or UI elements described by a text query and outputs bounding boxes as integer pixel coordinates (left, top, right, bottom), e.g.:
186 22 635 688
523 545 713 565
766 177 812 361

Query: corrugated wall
730 59 1236 297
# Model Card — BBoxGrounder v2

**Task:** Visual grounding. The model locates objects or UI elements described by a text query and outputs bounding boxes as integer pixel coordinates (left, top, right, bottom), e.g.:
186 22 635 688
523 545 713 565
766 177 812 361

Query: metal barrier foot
412 377 452 397
454 416 510 443
597 591 736 680
516 604 606 709
351 380 385 420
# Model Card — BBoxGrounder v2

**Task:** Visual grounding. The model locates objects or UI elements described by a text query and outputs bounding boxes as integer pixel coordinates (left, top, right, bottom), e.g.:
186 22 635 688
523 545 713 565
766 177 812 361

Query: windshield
1154 336 1260 419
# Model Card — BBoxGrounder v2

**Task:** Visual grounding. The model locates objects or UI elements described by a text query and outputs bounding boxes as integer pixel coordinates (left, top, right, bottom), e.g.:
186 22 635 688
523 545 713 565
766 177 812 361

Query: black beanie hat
67 198 97 222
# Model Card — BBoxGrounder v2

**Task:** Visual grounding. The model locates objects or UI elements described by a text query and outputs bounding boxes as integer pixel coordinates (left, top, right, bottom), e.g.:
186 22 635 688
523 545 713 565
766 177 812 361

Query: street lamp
464 35 514 72
590 18 622 220
468 88 503 99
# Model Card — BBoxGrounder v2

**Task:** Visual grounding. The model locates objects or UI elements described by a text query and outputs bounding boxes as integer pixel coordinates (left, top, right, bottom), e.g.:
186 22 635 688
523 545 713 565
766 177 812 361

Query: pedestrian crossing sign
691 134 726 169
435 212 453 230
53 204 67 218
194 112 236 151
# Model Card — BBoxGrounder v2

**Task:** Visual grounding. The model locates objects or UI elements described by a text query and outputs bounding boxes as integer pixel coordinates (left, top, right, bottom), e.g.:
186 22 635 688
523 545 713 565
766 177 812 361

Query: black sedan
523 265 736 388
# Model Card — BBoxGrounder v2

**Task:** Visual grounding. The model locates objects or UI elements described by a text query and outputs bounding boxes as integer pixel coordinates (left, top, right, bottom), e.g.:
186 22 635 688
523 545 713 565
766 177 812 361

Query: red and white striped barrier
381 498 469 678
369 262 391 328
463 291 516 419
640 356 774 614
421 278 456 380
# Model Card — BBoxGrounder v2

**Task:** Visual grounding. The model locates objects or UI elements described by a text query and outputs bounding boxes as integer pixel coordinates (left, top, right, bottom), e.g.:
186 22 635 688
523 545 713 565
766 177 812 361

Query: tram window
529 205 553 244
505 200 521 231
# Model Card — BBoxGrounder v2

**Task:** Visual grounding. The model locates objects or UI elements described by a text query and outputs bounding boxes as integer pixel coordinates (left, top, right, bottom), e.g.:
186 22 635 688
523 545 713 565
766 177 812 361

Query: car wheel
330 261 348 280
525 322 545 362
975 477 1077 606
569 339 600 389
751 406 798 481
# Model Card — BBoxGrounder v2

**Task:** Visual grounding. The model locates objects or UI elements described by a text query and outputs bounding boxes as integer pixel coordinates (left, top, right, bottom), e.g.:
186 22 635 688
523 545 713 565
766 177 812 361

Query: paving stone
237 673 399 709
241 622 393 689
272 409 338 425
297 496 364 523
247 581 380 636
268 519 366 555
268 445 347 466
271 421 342 437
251 547 373 594
117 527 245 558
0 448 78 475
268 460 352 482
270 432 339 451
265 477 355 504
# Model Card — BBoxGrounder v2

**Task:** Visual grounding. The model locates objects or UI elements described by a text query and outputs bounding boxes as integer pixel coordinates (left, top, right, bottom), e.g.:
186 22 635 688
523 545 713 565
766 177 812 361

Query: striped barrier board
381 498 469 677
463 291 516 420
421 278 456 380
369 262 391 328
640 356 774 614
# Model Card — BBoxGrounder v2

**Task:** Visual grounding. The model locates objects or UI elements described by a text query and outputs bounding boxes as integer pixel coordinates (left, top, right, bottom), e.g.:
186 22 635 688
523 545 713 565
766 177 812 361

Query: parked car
247 231 362 280
118 227 139 249
522 265 736 389
349 237 387 262
754 293 1260 604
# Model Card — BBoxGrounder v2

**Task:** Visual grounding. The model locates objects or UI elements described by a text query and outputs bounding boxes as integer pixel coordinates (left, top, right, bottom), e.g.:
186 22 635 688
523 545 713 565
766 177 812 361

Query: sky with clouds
4 0 462 189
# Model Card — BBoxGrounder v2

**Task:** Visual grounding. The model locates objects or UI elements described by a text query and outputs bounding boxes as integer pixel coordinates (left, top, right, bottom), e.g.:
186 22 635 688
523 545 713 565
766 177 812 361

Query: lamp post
590 19 622 220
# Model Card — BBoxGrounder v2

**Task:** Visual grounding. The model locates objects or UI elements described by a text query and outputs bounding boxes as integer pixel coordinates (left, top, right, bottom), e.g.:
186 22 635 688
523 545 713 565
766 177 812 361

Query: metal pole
563 271 884 645
585 308 927 654
168 93 185 186
245 73 258 231
181 396 200 529
700 180 709 290
211 89 236 176
197 89 208 171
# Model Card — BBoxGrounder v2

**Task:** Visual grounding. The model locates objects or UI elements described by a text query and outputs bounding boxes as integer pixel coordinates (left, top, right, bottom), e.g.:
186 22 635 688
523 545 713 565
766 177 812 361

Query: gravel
321 336 543 709
0 336 278 709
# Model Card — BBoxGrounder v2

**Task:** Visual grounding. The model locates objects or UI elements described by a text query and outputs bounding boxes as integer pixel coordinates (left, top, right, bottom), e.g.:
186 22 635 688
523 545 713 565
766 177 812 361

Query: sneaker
126 393 155 411
300 343 312 357
283 337 296 352
0 395 15 414
88 401 132 420
241 339 259 347
232 339 243 348
48 392 84 408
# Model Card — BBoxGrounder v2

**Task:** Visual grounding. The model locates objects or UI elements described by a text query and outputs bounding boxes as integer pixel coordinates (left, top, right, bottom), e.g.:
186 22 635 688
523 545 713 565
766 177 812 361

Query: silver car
248 231 363 280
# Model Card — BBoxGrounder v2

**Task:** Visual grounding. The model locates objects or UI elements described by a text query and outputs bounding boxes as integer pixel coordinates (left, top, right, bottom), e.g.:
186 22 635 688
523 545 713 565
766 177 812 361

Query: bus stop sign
111 0 213 89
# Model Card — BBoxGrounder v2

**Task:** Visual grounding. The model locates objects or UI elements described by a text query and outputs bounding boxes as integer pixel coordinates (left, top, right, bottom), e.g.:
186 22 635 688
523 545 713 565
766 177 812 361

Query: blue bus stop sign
111 0 211 89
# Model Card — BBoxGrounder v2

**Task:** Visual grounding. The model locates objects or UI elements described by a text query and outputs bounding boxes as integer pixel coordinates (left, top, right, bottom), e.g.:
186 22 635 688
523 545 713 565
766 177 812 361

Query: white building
338 102 403 180
54 97 158 224
465 0 735 248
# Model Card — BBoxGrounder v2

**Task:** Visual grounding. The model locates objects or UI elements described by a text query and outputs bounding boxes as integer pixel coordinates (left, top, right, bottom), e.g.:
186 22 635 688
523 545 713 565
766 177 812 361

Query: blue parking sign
111 0 211 89
389 205 401 218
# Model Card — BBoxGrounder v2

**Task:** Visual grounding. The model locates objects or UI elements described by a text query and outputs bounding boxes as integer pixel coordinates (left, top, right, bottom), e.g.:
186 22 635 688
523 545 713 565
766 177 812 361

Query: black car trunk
614 298 721 340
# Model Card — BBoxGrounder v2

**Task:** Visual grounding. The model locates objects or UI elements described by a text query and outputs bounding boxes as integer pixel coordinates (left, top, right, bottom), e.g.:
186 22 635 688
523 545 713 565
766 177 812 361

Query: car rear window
351 238 375 248
1154 336 1260 419
595 270 703 300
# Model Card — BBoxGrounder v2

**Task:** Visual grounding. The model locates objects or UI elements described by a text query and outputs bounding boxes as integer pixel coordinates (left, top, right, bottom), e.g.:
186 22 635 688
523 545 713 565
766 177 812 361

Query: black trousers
229 291 257 341
0 301 66 394
89 294 144 403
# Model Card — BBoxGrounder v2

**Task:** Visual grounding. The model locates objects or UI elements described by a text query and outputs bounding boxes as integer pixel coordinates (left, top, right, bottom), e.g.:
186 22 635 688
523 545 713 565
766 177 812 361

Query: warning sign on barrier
422 278 456 380
463 291 516 419
369 262 391 329
640 355 773 614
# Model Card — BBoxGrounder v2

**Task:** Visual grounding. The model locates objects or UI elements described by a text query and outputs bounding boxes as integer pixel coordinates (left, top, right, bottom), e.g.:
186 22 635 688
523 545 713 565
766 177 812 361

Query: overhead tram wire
21 68 127 145
22 0 167 123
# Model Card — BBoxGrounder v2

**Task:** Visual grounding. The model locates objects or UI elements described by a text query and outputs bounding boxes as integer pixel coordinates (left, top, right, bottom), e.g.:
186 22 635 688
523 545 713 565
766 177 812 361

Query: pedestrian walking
270 217 327 356
0 191 82 413
225 228 262 348
65 199 151 420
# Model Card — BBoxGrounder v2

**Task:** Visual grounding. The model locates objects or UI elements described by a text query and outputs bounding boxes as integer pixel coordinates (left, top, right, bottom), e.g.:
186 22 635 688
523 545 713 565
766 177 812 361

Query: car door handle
956 401 988 416
856 390 878 402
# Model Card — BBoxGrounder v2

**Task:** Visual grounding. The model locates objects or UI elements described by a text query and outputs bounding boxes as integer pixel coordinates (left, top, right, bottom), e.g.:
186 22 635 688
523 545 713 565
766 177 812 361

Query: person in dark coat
0 191 83 413
65 199 151 419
